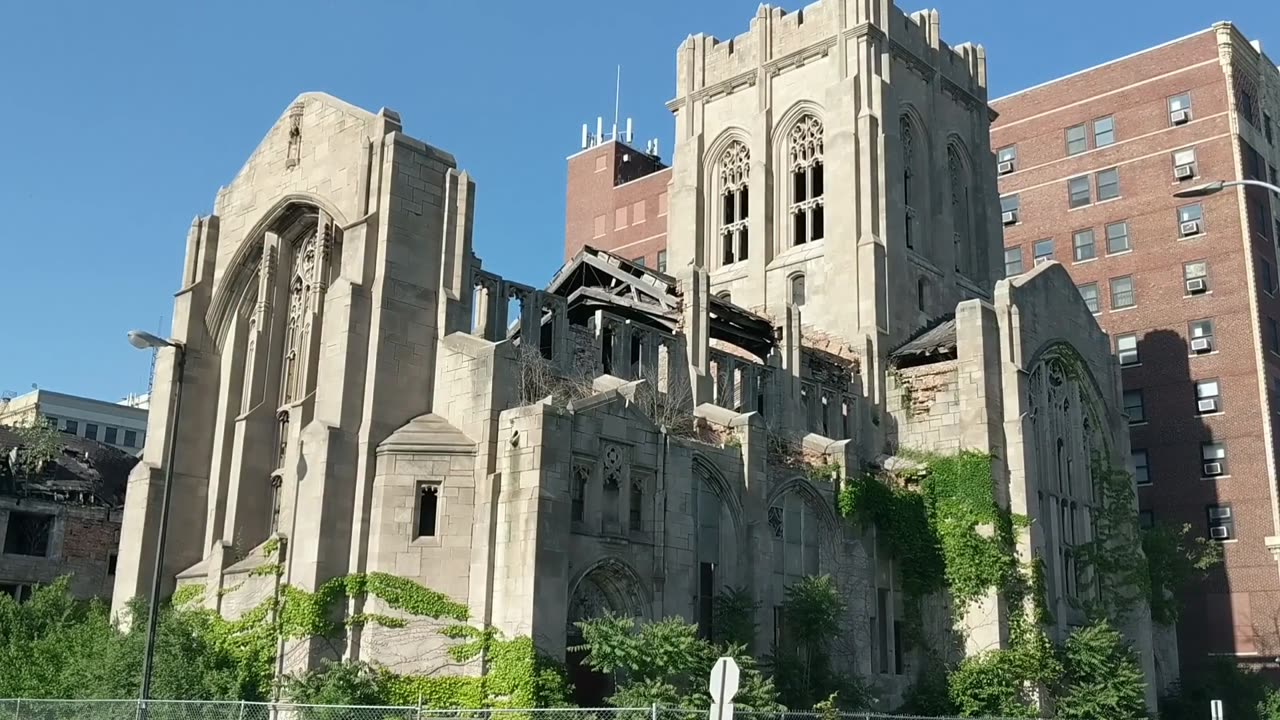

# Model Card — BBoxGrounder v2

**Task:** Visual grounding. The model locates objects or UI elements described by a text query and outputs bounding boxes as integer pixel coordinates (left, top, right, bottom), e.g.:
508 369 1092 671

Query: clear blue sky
0 0 1275 403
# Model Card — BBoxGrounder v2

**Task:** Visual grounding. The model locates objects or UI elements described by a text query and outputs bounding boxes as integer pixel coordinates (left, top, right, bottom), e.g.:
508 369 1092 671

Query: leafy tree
572 614 781 710
711 586 758 651
282 660 389 705
1053 620 1146 720
1258 687 1280 720
767 576 871 711
1162 661 1276 720
1142 522 1221 625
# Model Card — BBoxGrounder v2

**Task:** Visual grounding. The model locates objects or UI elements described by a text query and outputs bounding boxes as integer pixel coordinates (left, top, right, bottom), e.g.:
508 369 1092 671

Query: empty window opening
416 484 440 538
3 512 53 557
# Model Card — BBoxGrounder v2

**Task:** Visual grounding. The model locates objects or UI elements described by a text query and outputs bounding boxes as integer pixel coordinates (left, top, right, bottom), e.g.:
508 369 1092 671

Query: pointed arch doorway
565 558 650 706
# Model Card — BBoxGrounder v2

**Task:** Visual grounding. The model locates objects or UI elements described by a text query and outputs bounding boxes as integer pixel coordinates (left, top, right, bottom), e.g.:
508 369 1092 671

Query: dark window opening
698 562 716 639
108 552 119 575
630 334 643 377
812 162 824 197
737 227 749 262
63 420 78 436
793 211 807 246
601 327 615 375
104 426 118 445
416 484 440 538
3 512 53 557
793 168 808 203
0 584 32 603
893 620 904 675
738 187 749 220
722 194 734 225
124 430 138 447
539 322 554 360
811 204 825 241
630 480 643 531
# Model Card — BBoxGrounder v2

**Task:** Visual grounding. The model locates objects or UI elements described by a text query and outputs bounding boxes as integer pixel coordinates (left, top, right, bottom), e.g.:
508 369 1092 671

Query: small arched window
790 274 806 307
916 278 927 312
901 116 917 251
948 145 972 276
788 115 824 247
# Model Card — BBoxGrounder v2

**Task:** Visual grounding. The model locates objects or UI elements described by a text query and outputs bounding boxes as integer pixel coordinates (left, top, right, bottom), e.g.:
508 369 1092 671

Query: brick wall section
0 497 121 601
564 141 670 268
993 25 1280 669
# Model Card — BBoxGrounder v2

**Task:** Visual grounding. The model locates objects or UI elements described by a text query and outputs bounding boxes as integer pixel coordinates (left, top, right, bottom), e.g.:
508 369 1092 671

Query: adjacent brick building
992 23 1280 673
0 424 133 601
564 132 671 271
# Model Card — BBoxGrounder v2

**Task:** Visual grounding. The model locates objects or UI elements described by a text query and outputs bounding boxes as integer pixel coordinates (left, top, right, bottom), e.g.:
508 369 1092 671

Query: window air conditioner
1186 277 1208 294
1001 210 1018 225
1198 397 1219 413
1191 337 1213 353
1203 462 1224 477
1210 525 1230 539
998 161 1014 175
1175 164 1195 180
1172 110 1191 125
1180 220 1201 237
1034 256 1049 266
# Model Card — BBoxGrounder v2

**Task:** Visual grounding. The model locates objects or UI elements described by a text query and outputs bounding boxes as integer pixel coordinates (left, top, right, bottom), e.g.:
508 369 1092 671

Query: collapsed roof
0 426 137 507
545 246 778 359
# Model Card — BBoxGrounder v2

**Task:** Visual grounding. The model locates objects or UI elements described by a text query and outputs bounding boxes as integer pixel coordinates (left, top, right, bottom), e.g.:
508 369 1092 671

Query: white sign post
708 656 741 720
1211 699 1224 720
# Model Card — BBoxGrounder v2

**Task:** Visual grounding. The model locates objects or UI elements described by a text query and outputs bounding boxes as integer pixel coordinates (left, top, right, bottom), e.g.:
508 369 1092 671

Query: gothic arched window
948 145 972 276
788 115 824 246
718 141 750 266
790 273 806 307
901 116 918 251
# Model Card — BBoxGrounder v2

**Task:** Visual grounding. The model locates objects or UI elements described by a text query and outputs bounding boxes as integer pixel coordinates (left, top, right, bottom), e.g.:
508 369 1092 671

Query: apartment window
1239 88 1258 127
1203 443 1228 477
788 115 825 246
1116 333 1139 366
83 423 98 441
1033 238 1054 265
1066 124 1088 155
631 256 646 267
415 484 440 538
1001 194 1020 224
1261 256 1276 294
1245 145 1266 181
1178 203 1204 237
1068 176 1092 208
44 416 57 429
104 427 118 445
1110 275 1135 309
1123 389 1145 424
997 145 1017 173
1104 221 1130 254
656 250 667 273
1184 260 1209 295
1096 168 1120 201
1072 229 1096 262
3 512 53 557
1093 116 1116 147
63 420 78 435
1133 450 1150 486
1079 283 1100 313
1168 92 1192 124
1196 379 1222 415
592 215 606 238
1190 319 1216 354
1271 317 1280 354
123 429 138 447
1173 148 1197 180
1207 504 1234 540
790 273 806 307
1139 511 1155 529
1004 247 1023 277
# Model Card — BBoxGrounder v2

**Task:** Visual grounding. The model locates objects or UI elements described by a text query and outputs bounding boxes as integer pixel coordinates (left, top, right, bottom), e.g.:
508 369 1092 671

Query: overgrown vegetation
1142 522 1222 626
767 576 872 711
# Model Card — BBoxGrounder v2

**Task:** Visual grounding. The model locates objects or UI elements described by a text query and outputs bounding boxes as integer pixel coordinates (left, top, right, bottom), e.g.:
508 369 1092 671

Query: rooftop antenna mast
612 65 621 141
146 315 162 395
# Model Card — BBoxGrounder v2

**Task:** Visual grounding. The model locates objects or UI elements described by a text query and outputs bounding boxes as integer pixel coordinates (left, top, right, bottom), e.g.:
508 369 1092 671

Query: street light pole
127 330 187 718
1173 178 1280 199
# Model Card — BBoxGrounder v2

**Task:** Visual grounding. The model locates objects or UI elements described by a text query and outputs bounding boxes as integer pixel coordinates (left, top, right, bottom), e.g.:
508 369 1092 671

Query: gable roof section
890 315 958 367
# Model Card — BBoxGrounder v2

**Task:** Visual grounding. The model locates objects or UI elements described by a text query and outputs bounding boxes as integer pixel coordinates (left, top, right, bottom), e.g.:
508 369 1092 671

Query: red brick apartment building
564 130 671 270
993 23 1280 671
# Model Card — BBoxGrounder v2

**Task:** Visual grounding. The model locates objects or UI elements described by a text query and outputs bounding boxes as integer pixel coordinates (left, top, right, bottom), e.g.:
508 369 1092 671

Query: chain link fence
0 702 1036 720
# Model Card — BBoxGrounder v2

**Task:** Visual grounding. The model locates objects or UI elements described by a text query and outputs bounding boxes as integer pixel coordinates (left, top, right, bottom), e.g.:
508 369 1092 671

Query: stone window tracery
770 490 820 580
949 146 972 276
718 141 750 266
901 116 918 251
788 115 825 247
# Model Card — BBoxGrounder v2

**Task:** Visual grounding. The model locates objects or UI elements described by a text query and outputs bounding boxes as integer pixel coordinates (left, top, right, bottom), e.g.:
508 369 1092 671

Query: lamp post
126 330 186 717
1173 179 1280 199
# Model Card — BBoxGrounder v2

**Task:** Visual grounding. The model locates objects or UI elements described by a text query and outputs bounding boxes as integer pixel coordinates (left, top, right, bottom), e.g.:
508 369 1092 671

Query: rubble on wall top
0 426 136 507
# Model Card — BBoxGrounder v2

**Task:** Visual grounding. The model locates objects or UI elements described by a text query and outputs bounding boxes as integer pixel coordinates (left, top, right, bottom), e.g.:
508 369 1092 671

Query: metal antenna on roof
146 316 161 395
612 65 621 141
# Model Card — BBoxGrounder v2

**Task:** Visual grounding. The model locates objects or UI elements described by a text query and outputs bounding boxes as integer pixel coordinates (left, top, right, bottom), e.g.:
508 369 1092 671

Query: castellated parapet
674 1 988 104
